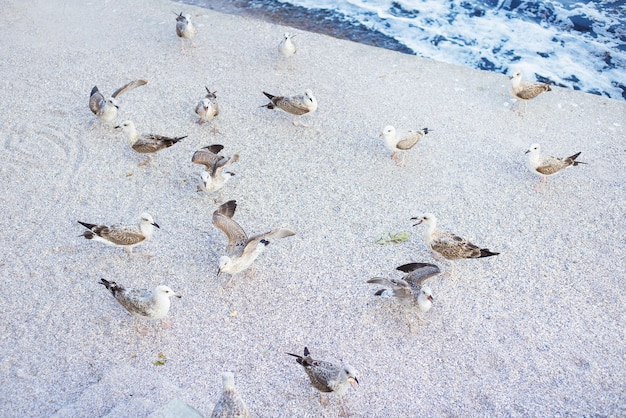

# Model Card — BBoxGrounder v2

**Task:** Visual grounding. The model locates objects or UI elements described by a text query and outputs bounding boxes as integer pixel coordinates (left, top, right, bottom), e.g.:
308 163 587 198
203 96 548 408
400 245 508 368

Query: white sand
1 0 625 416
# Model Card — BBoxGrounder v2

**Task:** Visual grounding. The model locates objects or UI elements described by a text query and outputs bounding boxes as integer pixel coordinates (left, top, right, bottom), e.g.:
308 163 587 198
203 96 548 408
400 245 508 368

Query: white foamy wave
277 0 626 101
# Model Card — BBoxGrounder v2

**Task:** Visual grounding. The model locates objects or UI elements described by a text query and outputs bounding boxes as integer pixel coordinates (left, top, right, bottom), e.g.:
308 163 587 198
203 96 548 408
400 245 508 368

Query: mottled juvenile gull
411 213 498 276
278 32 297 57
526 143 586 184
175 12 197 52
191 144 239 195
89 79 147 123
261 89 317 126
78 212 159 255
210 372 250 418
286 347 358 415
115 120 186 165
99 278 180 331
195 87 220 125
509 71 551 113
212 200 295 285
380 125 430 166
367 262 440 312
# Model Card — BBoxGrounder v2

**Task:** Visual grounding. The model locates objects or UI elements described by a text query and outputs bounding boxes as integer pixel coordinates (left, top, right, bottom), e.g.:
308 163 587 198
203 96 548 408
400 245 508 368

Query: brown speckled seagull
89 79 147 123
286 347 359 415
78 212 159 256
525 143 586 185
212 200 295 286
210 372 250 418
509 71 551 113
411 213 498 276
195 87 220 125
115 120 186 165
261 89 317 126
175 12 197 52
367 262 440 311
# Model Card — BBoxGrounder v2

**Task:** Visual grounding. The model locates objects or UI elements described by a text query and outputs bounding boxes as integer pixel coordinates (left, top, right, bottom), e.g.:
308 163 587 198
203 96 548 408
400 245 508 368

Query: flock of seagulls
77 10 589 416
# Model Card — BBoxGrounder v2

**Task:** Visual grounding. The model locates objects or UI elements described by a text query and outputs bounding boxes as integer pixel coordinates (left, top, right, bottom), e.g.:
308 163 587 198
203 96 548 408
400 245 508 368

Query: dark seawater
177 0 626 101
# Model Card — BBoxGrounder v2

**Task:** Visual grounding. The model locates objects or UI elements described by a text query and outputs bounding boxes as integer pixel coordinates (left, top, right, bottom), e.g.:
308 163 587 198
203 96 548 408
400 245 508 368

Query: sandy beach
0 0 625 416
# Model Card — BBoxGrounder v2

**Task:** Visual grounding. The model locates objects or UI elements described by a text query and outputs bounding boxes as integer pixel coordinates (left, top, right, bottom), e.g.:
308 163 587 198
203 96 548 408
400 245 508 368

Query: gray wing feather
111 79 148 98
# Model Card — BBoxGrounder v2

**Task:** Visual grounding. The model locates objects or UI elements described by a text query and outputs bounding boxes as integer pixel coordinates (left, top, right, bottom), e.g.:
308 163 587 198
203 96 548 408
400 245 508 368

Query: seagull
210 372 250 418
175 12 197 52
99 278 180 332
509 71 551 113
526 143 586 185
411 213 498 276
78 212 159 256
286 347 358 415
191 144 239 195
261 89 317 126
115 120 186 165
380 125 430 166
89 79 147 123
212 200 295 285
278 32 297 57
195 87 220 125
367 262 440 312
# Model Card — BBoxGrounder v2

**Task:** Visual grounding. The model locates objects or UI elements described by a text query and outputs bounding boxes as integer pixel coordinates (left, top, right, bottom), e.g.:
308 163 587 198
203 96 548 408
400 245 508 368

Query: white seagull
78 212 159 256
99 278 180 332
210 372 250 418
526 143 586 184
261 89 317 126
278 32 297 57
89 79 147 123
175 12 197 52
380 125 430 166
212 200 295 285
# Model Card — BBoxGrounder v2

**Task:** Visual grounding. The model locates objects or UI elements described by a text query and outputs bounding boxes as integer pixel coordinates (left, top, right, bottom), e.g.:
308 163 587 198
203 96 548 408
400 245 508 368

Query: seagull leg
134 318 150 335
161 319 174 329
138 156 152 167
397 152 407 167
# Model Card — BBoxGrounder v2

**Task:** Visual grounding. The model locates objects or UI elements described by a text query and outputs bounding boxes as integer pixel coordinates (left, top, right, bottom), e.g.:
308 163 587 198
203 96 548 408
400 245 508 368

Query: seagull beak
524 149 530 154
153 222 160 229
349 377 359 387
114 125 121 129
509 75 514 80
410 217 423 226
427 295 434 302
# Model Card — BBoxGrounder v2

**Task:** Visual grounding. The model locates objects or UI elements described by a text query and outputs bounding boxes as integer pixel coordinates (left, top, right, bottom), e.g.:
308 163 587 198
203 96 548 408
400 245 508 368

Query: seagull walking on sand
261 89 317 127
195 87 220 125
115 120 186 165
192 144 239 196
286 347 359 416
526 143 586 187
89 79 147 123
210 372 250 418
411 213 498 277
509 71 551 113
212 200 295 286
99 278 180 333
278 32 297 57
78 212 159 256
380 125 430 166
175 12 197 52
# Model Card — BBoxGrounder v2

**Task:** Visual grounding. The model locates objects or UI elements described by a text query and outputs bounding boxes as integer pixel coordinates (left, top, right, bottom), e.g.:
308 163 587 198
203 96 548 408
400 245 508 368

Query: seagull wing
89 86 105 115
212 201 248 253
111 79 148 98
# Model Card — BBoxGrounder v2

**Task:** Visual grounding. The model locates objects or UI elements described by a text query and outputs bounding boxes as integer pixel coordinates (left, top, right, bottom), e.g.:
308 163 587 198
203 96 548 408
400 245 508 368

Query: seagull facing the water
210 372 250 418
89 79 147 123
380 125 430 166
525 143 586 184
99 278 180 331
286 347 358 415
261 89 317 126
278 32 297 57
367 262 440 312
192 144 239 195
78 212 159 256
212 200 295 285
175 12 197 51
509 71 551 113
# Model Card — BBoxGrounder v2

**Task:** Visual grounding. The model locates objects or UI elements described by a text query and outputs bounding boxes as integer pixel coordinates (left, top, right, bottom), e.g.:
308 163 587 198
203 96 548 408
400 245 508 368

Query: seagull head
217 256 231 275
343 365 359 388
421 287 434 302
525 143 541 155
107 97 120 109
304 89 315 102
380 125 396 139
140 212 160 229
411 213 435 227
509 70 522 81
155 285 181 299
